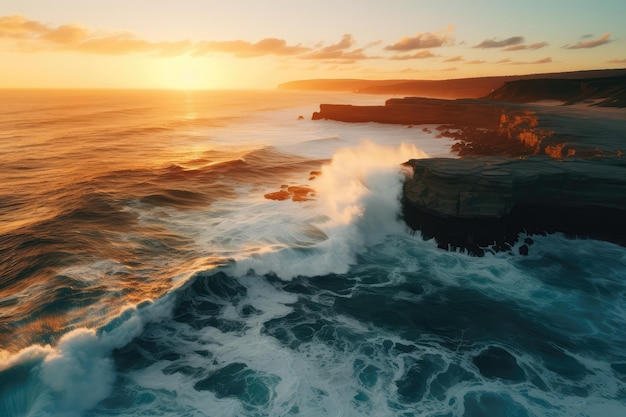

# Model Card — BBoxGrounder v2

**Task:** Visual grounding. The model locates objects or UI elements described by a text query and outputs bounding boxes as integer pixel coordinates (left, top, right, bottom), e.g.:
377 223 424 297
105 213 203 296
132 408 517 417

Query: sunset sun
156 57 223 90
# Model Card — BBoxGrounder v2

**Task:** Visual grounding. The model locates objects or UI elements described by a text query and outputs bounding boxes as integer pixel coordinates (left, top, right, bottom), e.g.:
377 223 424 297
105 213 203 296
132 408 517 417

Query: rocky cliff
310 74 626 254
402 156 626 255
483 76 626 107
312 98 586 158
312 98 504 127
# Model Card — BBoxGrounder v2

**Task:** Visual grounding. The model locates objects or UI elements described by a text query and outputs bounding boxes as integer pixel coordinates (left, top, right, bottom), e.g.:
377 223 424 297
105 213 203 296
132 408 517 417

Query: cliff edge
402 156 626 255
310 73 626 253
483 76 626 107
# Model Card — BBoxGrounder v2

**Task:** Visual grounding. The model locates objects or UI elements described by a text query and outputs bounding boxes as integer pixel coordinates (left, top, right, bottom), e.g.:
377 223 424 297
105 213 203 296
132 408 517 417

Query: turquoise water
1 90 625 416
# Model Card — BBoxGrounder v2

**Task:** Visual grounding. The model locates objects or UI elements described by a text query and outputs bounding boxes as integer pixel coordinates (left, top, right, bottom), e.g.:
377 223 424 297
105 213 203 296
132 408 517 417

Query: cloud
389 50 437 60
443 55 463 62
0 14 48 39
606 58 626 64
498 57 552 65
465 59 486 64
0 14 193 56
365 40 383 48
319 34 355 52
0 13 310 58
398 67 421 74
299 34 376 61
473 36 524 49
384 26 454 51
566 33 612 49
503 41 548 51
194 38 309 57
527 57 552 64
40 24 90 44
299 48 373 61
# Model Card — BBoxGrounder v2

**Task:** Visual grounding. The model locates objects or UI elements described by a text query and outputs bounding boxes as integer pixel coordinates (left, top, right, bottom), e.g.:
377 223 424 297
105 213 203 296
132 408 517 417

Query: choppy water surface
0 89 624 416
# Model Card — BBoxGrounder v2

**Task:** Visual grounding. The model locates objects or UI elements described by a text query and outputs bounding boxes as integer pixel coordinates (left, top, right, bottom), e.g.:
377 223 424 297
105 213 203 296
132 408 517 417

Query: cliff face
483 76 626 107
312 96 623 159
312 98 504 127
402 157 626 255
404 157 626 217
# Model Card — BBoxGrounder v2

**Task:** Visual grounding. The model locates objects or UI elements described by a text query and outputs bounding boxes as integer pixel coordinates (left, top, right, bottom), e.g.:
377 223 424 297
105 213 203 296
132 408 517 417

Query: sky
1 0 625 89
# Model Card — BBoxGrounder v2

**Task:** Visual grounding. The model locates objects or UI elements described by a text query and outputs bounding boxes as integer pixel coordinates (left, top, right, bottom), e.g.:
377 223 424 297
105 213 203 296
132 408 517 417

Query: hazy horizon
1 67 624 94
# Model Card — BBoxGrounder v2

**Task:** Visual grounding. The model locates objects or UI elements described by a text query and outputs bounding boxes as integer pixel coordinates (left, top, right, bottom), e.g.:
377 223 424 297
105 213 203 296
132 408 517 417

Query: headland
306 70 626 254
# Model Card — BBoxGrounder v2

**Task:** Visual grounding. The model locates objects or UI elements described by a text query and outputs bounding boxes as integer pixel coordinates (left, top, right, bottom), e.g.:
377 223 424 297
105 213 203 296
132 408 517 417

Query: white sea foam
230 141 428 279
0 296 175 417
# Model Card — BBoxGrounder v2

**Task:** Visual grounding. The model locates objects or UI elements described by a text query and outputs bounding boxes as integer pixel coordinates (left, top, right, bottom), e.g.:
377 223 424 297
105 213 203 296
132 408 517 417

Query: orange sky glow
1 1 625 90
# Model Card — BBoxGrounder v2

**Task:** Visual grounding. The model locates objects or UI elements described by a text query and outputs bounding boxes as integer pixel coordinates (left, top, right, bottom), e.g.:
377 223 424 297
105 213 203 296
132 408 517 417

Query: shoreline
311 94 626 254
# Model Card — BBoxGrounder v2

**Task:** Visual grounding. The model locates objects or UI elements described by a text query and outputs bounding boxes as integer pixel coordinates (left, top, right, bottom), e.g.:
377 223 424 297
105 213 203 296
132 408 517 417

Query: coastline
310 81 626 254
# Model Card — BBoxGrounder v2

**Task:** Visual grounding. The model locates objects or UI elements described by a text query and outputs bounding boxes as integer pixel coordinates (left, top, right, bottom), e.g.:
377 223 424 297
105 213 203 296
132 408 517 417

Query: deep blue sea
1 89 625 417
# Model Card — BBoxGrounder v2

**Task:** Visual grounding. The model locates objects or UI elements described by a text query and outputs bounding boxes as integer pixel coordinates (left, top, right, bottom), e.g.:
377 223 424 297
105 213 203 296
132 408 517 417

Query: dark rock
312 97 597 159
312 98 507 128
472 346 526 381
484 76 626 107
402 156 626 254
309 75 626 253
264 185 315 202
518 245 529 256
312 93 624 159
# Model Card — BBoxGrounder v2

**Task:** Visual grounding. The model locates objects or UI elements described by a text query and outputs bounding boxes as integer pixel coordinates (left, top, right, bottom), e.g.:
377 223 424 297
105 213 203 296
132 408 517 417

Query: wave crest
231 141 429 279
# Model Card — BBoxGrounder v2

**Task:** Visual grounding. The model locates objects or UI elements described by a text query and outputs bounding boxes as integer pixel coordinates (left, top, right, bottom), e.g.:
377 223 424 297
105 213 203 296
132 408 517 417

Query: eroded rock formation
402 156 626 255
311 74 626 253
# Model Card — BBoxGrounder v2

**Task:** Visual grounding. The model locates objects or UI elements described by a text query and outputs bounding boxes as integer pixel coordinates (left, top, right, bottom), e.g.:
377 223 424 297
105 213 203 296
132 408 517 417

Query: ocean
0 89 624 417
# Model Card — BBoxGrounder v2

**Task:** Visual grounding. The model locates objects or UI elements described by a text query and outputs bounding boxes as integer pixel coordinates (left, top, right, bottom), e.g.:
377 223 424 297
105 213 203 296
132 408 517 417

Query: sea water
0 89 624 417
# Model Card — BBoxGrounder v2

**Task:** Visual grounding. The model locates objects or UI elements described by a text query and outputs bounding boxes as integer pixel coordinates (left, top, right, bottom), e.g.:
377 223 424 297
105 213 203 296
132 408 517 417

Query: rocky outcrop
483 76 626 107
310 75 626 254
313 98 594 158
312 98 505 127
402 156 626 255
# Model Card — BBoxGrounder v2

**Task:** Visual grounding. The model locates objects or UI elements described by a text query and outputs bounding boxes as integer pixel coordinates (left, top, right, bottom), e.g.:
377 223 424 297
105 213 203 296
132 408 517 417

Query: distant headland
304 69 626 255
279 68 626 101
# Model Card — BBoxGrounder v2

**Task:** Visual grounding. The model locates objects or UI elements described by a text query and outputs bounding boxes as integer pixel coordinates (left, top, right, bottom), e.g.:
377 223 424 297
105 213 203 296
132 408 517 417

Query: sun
179 69 200 90
155 56 224 90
